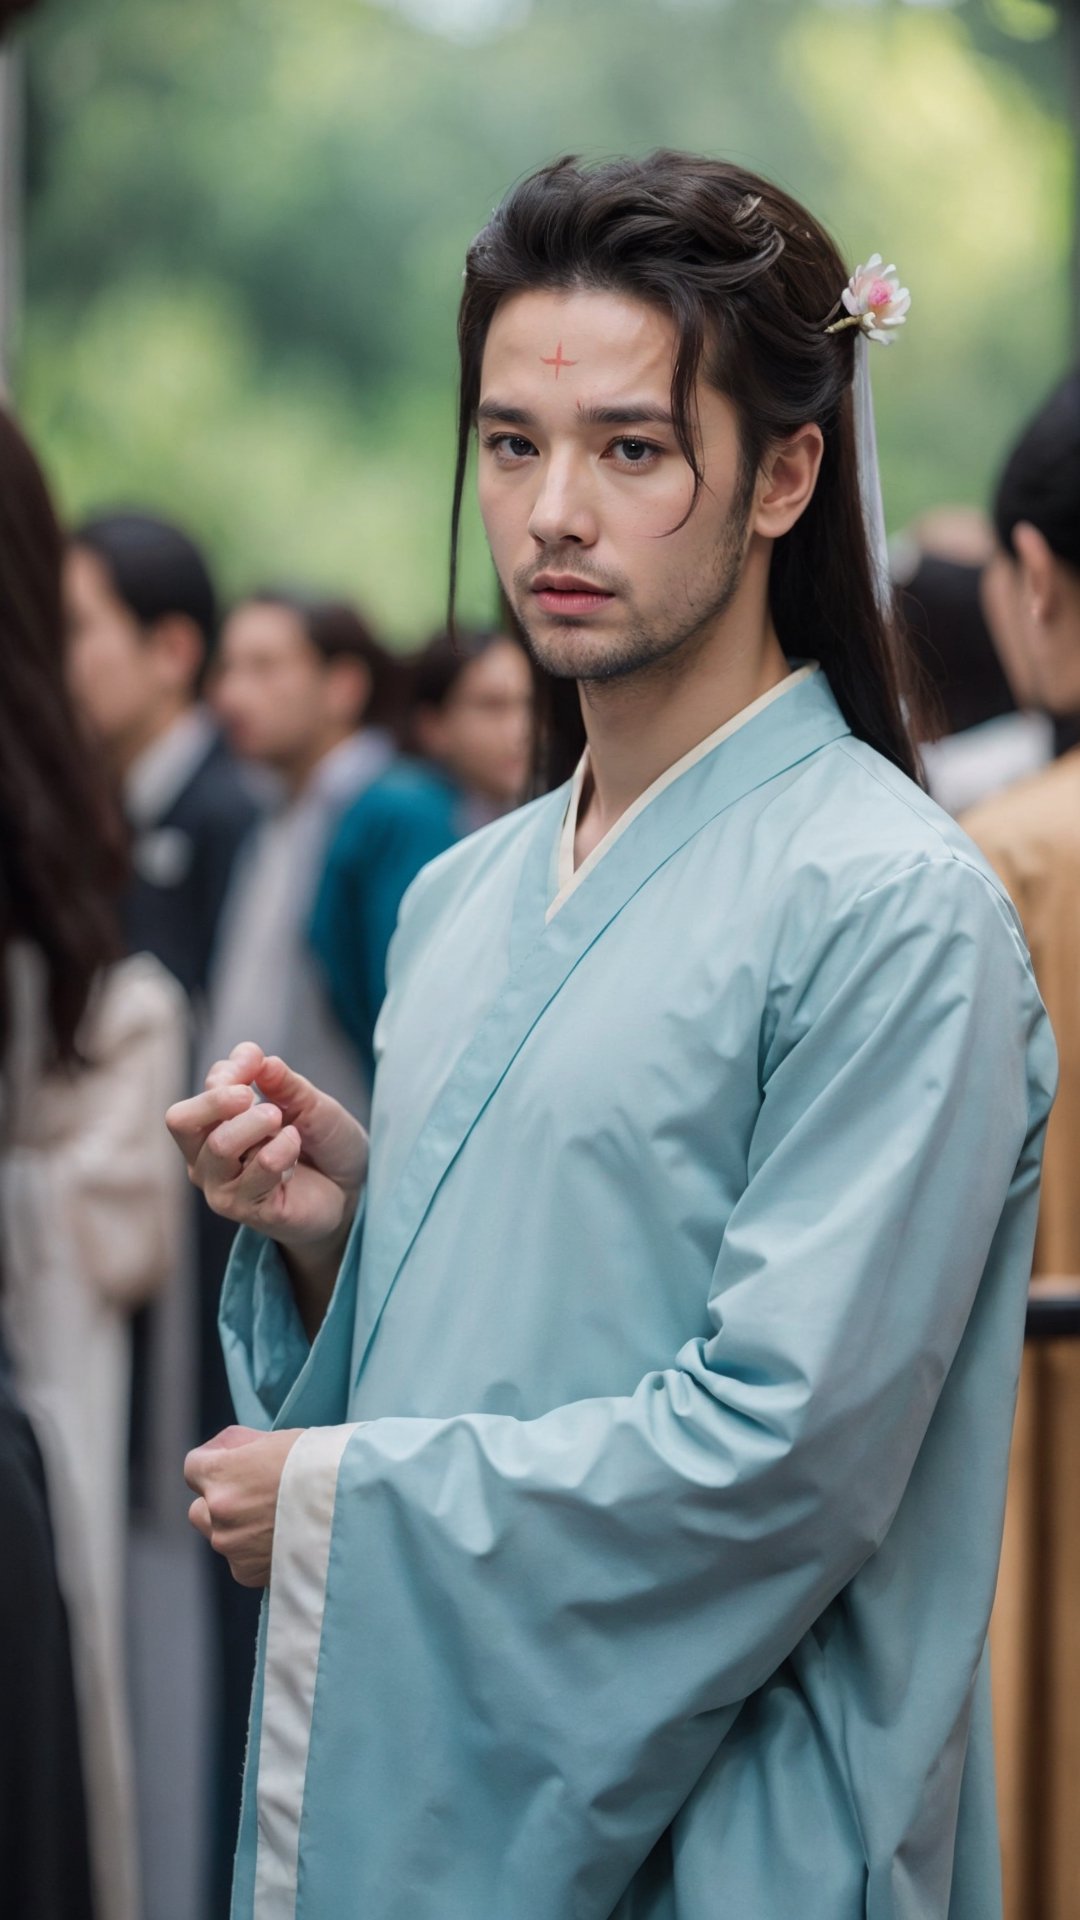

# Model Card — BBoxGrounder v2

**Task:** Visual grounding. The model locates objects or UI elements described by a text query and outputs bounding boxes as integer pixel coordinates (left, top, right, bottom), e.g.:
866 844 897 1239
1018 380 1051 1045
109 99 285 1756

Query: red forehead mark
540 342 578 379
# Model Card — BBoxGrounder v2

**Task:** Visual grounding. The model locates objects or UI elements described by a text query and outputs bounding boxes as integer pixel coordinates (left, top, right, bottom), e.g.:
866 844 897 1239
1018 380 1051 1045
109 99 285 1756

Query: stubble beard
507 499 752 692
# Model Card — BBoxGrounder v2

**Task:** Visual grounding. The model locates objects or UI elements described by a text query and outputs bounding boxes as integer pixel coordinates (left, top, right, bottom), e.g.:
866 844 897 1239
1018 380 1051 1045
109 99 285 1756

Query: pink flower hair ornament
825 253 911 346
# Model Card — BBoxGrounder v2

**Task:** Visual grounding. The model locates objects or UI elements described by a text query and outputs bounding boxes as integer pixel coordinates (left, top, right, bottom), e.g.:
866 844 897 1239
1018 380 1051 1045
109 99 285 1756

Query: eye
610 438 661 468
483 433 537 462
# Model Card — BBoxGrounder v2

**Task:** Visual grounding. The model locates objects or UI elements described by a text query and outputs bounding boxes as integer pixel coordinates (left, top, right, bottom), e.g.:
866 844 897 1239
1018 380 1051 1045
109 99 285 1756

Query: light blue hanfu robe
220 663 1055 1920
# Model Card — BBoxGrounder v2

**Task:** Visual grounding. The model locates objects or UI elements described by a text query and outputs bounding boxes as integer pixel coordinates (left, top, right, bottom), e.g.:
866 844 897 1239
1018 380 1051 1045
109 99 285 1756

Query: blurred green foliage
14 0 1075 642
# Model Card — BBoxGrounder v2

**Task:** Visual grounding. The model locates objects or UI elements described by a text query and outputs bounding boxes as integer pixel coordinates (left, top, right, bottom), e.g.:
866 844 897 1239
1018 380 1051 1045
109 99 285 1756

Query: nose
527 451 598 550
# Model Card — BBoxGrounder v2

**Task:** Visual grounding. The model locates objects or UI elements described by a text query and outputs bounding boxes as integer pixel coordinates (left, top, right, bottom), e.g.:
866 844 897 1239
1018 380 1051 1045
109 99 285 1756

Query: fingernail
280 1167 295 1185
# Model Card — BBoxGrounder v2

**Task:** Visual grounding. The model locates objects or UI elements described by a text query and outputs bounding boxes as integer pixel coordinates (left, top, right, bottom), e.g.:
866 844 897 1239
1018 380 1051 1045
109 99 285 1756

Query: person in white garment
169 156 1052 1920
203 589 399 1123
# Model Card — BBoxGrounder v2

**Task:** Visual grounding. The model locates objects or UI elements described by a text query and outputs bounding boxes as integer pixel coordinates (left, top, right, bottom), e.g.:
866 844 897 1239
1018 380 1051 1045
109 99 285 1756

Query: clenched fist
166 1040 368 1333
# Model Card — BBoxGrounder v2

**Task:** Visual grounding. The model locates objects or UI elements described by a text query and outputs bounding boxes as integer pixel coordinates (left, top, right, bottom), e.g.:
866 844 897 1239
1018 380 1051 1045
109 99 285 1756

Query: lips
530 574 615 616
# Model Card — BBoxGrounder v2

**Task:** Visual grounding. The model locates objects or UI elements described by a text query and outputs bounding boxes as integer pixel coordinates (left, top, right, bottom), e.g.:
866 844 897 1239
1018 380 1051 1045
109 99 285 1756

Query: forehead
66 543 129 615
480 288 678 409
223 602 312 660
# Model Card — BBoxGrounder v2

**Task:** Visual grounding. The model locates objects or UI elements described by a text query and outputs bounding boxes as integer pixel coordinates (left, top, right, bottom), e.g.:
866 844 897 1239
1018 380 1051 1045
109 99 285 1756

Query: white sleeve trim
253 1422 362 1918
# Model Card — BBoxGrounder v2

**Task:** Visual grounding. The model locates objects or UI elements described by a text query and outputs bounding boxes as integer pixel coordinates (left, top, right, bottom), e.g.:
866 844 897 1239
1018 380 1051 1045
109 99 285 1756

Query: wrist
281 1200 357 1342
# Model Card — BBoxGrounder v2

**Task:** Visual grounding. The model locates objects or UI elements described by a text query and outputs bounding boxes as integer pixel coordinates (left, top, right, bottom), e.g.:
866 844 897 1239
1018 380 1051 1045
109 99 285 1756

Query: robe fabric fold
220 668 1054 1920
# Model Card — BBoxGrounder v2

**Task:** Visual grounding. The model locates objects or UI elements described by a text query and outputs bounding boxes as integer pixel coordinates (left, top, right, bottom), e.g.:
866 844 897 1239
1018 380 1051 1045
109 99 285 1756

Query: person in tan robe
961 368 1080 1920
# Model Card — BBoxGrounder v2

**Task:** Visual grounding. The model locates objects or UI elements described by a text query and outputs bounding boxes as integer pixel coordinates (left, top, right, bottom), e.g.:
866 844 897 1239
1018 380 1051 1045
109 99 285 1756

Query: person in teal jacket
173 154 1055 1920
308 626 531 1083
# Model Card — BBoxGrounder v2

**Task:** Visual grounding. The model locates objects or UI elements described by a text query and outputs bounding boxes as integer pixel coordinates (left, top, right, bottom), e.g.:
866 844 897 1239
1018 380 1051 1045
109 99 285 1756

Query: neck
110 697 193 780
279 723 358 798
576 578 789 844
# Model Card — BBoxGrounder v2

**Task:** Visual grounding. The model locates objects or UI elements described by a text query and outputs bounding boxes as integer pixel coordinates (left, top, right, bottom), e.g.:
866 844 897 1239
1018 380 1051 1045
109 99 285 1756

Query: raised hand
166 1041 368 1255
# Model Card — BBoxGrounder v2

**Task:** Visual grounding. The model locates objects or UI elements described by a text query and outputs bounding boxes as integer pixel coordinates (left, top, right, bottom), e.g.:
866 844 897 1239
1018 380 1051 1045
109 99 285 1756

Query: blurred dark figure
310 626 532 1082
65 513 262 1006
898 509 1012 734
895 506 1055 814
0 404 119 1920
199 586 397 1914
963 372 1080 1275
959 369 1080 1920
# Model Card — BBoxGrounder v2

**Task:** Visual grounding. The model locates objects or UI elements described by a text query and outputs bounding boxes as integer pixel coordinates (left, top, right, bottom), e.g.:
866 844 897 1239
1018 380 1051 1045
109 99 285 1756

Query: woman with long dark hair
0 407 187 1920
0 404 116 1920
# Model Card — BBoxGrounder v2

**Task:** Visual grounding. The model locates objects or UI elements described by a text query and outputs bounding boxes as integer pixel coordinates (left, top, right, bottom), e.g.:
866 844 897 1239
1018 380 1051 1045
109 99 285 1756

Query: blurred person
310 626 532 1081
894 506 1055 815
171 156 1053 1920
963 370 1080 1276
0 410 188 1920
960 370 1080 1920
65 512 263 1008
204 588 396 1119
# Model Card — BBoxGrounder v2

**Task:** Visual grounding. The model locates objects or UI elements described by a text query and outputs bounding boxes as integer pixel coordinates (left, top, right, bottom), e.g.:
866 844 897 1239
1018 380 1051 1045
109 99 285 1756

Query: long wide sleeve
219 1202 366 1431
250 856 1054 1918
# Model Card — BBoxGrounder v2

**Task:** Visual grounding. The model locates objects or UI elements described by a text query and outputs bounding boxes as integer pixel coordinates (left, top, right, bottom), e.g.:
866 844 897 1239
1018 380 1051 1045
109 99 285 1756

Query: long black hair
0 412 124 1065
450 152 925 790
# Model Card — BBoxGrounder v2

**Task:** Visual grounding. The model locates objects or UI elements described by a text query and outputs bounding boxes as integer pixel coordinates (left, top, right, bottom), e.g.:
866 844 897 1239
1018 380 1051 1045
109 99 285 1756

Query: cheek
477 469 531 558
77 634 143 715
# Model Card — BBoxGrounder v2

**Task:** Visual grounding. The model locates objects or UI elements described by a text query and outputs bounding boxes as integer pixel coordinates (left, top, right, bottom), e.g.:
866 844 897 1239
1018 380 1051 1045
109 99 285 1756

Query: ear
1012 521 1058 625
752 424 825 540
326 656 373 729
150 615 206 696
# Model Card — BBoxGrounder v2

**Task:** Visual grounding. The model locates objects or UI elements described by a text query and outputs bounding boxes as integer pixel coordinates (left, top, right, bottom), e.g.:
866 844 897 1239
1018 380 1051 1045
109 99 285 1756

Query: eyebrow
476 400 675 429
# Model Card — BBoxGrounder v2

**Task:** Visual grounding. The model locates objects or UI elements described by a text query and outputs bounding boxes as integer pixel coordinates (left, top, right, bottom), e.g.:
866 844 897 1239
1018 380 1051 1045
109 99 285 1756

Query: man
170 156 1054 1919
65 512 261 1003
203 589 396 1122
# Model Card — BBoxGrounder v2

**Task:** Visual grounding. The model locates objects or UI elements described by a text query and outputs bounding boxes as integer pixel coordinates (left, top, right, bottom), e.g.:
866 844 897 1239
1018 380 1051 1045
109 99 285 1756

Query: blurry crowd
0 362 1077 1920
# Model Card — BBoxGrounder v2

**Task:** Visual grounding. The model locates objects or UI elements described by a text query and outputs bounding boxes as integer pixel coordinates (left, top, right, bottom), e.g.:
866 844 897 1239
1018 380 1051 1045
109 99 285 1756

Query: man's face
64 544 168 752
213 602 340 770
476 288 753 687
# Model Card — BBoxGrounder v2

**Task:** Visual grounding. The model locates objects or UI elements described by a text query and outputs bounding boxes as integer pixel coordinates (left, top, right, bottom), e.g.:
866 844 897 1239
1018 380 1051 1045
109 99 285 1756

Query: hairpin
825 254 911 345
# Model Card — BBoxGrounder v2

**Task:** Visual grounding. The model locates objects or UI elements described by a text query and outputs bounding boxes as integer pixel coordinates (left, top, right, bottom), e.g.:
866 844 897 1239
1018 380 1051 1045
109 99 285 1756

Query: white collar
124 706 218 830
549 663 819 921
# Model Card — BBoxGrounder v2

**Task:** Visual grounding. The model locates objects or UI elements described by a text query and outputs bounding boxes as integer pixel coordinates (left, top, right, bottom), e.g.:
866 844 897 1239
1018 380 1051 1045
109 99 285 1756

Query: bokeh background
8 0 1079 642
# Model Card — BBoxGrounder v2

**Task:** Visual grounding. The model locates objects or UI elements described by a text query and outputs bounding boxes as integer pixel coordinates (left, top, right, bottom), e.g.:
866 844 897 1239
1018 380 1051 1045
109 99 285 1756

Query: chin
525 627 624 683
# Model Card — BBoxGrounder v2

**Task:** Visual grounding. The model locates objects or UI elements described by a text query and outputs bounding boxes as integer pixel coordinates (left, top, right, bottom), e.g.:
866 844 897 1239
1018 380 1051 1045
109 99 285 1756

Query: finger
189 1495 212 1542
232 1561 269 1590
184 1442 219 1493
166 1083 255 1166
230 1125 302 1209
255 1055 318 1120
204 1041 267 1092
200 1103 283 1182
